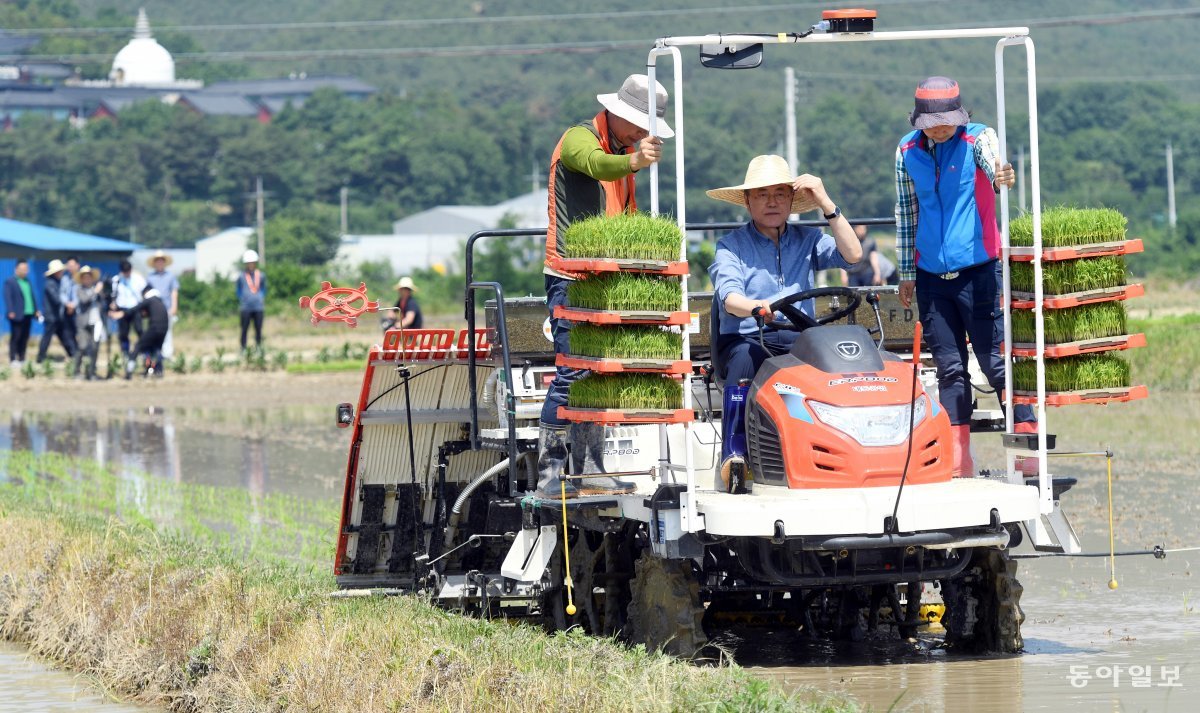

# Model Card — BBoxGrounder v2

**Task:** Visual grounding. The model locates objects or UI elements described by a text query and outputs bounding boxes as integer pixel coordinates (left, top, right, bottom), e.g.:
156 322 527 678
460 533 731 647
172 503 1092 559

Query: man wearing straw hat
383 276 422 332
894 76 1035 478
36 259 77 363
708 154 862 387
72 265 106 380
536 74 673 498
145 250 179 359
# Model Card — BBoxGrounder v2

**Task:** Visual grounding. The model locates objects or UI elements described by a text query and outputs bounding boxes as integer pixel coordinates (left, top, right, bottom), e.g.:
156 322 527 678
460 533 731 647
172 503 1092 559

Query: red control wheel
298 281 379 328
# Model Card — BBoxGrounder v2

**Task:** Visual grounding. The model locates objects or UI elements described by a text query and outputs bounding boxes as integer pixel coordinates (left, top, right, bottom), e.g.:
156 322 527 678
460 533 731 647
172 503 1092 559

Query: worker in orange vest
538 74 672 498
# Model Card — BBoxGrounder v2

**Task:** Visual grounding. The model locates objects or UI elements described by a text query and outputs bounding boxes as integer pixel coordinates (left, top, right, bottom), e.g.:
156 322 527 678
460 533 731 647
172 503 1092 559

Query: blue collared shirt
709 221 851 336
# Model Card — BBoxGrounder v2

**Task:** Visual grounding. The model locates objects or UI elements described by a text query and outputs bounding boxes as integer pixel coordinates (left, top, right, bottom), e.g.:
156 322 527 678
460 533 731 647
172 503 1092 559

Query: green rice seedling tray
1011 333 1146 358
1012 385 1147 406
560 212 684 262
566 273 683 312
557 354 692 374
547 256 689 276
1009 238 1143 262
1011 302 1127 345
1009 207 1128 247
1011 284 1144 310
558 406 695 424
568 324 683 361
554 306 691 326
1009 255 1127 295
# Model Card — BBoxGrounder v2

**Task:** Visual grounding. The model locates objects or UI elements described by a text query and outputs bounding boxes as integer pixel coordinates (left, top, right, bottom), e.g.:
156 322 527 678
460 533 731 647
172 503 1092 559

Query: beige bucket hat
394 276 418 292
597 74 674 139
146 249 173 268
73 265 100 283
705 155 820 214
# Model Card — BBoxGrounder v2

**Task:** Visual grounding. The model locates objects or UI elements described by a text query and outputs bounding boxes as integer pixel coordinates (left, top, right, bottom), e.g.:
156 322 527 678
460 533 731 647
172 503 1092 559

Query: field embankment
0 451 855 713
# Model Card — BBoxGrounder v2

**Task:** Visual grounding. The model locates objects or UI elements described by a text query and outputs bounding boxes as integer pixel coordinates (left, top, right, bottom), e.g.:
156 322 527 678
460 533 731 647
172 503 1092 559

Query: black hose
888 353 921 534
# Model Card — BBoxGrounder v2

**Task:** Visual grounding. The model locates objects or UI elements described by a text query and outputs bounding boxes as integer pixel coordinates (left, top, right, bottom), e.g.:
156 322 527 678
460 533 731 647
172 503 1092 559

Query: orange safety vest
544 111 637 277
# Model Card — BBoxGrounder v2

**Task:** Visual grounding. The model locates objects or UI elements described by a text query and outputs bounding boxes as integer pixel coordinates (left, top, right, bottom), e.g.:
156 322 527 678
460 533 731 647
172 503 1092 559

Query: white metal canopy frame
643 25 1070 550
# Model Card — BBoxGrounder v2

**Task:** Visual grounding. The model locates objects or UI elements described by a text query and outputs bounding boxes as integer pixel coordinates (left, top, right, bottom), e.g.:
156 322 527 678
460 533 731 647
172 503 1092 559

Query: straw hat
242 249 259 264
44 259 66 276
705 155 821 214
910 76 970 129
73 265 100 283
394 276 418 292
597 74 674 139
146 249 173 268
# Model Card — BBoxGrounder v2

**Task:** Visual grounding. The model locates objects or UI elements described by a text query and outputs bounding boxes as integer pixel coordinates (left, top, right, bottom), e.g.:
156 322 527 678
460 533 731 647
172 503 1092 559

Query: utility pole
255 175 265 264
1166 142 1177 230
785 67 798 221
340 185 349 235
530 158 540 194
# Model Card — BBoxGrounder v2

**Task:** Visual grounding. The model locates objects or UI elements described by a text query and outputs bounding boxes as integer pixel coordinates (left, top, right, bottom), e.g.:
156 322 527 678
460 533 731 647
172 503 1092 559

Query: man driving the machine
708 155 862 385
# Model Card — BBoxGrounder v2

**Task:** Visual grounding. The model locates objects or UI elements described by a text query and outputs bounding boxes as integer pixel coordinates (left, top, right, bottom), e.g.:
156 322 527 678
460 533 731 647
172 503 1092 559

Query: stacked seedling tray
1009 207 1148 406
555 213 694 424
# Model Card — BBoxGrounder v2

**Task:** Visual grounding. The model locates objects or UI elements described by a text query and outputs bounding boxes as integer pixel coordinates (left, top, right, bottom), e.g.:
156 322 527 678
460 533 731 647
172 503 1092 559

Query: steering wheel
763 286 862 332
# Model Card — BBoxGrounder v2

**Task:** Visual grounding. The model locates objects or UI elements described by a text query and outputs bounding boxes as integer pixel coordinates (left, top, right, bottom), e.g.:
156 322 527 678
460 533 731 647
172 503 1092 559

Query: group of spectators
3 251 180 379
4 248 273 379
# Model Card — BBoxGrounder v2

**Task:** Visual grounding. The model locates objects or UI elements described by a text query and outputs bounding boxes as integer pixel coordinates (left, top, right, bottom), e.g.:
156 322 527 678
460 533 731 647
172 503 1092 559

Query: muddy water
748 393 1200 712
2 397 1198 711
1 406 348 500
0 642 147 712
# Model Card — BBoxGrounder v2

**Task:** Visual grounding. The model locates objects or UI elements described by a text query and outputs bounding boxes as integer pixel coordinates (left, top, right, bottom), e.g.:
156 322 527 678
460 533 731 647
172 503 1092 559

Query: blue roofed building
0 217 139 337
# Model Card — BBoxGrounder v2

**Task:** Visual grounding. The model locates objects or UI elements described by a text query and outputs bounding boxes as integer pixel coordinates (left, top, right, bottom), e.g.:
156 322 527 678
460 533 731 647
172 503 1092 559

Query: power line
2 0 953 36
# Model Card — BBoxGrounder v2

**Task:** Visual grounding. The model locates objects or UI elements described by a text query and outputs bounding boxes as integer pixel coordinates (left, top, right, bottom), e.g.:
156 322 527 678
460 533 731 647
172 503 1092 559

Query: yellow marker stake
561 480 576 616
1106 454 1118 590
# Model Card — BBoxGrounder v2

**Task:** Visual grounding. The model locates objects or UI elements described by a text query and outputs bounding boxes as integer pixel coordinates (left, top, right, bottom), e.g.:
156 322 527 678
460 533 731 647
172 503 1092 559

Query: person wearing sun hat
36 258 76 362
536 73 674 499
72 265 106 380
894 76 1034 478
145 249 179 359
387 276 422 331
707 154 862 388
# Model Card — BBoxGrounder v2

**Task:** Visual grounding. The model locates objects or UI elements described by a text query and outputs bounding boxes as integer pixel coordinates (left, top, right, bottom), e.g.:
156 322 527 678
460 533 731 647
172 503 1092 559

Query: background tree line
3 0 1198 318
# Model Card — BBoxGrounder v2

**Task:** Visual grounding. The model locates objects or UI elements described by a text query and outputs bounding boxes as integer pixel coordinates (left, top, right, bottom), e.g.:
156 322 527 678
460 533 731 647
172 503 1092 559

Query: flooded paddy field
0 642 147 712
0 389 1195 711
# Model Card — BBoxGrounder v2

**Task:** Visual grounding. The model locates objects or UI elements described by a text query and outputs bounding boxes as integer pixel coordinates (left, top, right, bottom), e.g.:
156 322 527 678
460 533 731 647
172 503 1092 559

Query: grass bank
1128 314 1200 392
0 451 855 713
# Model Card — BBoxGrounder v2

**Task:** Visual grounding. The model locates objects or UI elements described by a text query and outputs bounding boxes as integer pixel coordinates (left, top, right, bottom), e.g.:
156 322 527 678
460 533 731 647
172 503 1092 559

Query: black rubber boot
536 423 574 497
568 422 635 496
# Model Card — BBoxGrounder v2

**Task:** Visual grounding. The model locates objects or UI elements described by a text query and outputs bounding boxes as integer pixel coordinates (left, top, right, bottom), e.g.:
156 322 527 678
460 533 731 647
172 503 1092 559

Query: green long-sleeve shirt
559 125 633 181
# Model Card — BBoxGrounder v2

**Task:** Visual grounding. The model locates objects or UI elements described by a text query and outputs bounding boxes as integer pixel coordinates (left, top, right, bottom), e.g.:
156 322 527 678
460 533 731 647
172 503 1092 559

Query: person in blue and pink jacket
894 76 1036 478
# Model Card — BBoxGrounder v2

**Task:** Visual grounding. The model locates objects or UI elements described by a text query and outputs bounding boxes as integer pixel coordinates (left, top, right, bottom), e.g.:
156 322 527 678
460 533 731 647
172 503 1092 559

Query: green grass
0 450 849 713
286 359 364 374
561 212 683 261
1010 206 1127 247
1009 256 1128 294
568 374 684 409
567 273 682 312
1128 313 1200 391
568 325 683 360
1011 302 1127 344
1013 354 1131 392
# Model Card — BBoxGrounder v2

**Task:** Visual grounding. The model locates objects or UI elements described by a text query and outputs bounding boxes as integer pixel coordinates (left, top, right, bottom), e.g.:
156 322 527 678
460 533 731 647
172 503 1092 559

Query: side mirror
336 402 354 428
699 43 764 70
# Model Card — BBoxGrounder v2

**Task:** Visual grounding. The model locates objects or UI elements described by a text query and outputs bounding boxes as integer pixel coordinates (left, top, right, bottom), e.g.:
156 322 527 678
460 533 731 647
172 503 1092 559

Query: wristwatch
823 205 841 221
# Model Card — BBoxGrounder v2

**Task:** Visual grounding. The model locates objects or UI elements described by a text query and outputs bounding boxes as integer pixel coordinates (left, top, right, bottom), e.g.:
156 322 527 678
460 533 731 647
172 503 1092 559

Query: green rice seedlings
1010 207 1127 247
1013 354 1131 392
1011 302 1127 344
568 325 683 360
568 374 684 410
561 212 683 261
567 274 682 312
1009 256 1127 295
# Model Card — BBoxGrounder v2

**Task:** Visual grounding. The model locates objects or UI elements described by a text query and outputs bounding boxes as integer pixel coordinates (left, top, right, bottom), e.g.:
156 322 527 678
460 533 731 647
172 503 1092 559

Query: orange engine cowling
744 326 952 489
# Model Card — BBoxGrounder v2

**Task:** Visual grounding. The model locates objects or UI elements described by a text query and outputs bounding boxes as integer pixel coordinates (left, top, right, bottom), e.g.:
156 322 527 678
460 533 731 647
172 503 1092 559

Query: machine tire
942 548 1024 653
626 555 707 658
